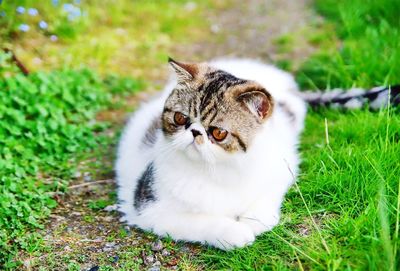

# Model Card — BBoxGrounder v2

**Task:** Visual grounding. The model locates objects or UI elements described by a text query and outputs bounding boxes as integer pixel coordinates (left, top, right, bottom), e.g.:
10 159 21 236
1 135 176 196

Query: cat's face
161 59 274 164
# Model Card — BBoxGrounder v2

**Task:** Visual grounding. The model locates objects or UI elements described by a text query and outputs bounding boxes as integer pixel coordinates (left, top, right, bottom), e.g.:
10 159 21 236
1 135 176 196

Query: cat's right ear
168 57 198 82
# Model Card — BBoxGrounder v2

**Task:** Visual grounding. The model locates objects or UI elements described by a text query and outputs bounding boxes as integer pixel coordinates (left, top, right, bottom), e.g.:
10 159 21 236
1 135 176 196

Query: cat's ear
237 88 274 120
168 57 198 81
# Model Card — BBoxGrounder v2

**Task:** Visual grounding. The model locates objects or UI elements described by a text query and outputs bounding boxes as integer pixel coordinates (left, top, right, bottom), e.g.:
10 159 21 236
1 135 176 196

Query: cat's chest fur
151 116 298 216
154 154 259 215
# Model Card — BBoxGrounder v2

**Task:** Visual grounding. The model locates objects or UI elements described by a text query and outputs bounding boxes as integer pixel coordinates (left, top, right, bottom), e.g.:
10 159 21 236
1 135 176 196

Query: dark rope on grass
3 48 30 75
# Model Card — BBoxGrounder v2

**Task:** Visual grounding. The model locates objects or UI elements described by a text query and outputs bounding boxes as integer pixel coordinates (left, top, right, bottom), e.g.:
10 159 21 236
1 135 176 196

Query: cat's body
116 58 398 249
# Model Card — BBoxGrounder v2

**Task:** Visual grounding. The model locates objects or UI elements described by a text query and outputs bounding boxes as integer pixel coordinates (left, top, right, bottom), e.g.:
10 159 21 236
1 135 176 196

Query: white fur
115 59 307 249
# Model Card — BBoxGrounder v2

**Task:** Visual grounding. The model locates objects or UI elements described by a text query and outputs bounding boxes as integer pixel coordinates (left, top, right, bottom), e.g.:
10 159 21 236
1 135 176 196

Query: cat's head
161 58 274 164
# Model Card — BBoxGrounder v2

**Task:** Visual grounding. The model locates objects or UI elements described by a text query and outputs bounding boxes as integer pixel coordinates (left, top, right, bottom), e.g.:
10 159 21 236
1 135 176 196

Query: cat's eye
211 127 228 141
174 112 188 126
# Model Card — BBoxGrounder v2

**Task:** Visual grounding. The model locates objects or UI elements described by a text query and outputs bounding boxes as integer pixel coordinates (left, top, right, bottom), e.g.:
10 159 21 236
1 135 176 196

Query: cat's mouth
187 140 201 152
183 138 206 159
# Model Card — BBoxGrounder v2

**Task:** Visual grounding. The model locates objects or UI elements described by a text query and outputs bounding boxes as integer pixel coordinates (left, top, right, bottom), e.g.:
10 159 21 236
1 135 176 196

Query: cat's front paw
213 221 255 250
239 213 280 236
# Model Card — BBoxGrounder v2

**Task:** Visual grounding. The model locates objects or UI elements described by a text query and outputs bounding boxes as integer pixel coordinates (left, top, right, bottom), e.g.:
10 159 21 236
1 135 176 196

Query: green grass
297 0 400 89
199 0 400 270
0 69 143 269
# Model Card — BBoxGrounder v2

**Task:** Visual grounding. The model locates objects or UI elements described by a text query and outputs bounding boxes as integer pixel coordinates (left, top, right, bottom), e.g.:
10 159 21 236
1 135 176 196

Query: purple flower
38 21 48 29
50 35 58 42
16 6 25 14
19 24 30 32
52 0 59 6
27 8 39 16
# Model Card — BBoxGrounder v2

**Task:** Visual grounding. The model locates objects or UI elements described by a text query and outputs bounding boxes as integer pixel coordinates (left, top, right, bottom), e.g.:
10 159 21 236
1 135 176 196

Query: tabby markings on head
160 58 274 153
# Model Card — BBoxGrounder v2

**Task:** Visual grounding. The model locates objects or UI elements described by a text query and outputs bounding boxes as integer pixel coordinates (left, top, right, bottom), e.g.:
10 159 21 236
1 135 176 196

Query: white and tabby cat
116 58 399 249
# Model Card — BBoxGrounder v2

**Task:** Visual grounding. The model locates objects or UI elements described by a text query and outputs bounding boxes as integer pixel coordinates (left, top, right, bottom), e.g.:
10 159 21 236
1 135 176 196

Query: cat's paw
213 221 255 250
240 213 280 236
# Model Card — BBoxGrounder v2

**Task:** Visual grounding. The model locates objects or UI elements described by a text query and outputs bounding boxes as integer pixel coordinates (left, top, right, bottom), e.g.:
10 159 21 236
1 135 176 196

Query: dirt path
30 1 319 270
175 0 318 68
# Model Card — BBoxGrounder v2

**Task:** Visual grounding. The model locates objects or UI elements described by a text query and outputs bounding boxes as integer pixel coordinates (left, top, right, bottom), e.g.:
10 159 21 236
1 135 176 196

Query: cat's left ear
237 87 274 120
168 57 198 81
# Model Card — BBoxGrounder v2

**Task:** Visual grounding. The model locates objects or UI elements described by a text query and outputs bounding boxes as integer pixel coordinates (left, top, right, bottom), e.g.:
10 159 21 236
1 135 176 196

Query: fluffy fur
116 58 306 249
115 58 398 249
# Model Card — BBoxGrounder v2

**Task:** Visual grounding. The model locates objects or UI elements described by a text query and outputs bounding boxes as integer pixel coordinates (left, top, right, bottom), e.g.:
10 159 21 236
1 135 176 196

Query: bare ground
25 1 321 270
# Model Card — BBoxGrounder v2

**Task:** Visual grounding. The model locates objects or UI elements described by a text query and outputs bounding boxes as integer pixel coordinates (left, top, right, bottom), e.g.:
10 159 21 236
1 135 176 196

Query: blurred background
2 0 398 88
0 0 319 84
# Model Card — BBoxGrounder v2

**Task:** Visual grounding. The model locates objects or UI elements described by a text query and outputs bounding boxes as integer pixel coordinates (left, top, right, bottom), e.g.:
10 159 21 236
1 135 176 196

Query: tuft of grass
297 0 400 89
0 69 142 269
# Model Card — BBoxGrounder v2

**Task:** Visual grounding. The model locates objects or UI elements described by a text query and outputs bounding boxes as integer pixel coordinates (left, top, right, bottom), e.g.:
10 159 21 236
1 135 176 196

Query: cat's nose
191 129 202 138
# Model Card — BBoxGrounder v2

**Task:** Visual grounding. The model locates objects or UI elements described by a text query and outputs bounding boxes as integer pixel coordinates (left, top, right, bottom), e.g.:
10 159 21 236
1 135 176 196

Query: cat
115 58 399 250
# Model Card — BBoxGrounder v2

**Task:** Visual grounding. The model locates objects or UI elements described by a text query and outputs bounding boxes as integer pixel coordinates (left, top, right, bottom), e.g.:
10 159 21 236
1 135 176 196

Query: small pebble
104 204 118 212
97 224 105 231
84 175 92 182
105 242 116 248
151 240 163 252
102 216 114 222
73 171 82 178
161 249 170 256
180 245 191 253
64 245 72 252
145 255 154 264
103 241 119 252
